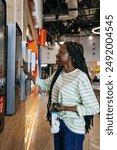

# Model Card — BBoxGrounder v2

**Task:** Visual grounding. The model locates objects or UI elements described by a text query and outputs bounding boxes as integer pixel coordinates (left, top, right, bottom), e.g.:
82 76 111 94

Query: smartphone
51 103 62 112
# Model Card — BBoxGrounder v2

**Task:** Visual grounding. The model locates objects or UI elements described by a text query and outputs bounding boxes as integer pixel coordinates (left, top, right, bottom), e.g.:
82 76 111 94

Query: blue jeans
54 119 84 150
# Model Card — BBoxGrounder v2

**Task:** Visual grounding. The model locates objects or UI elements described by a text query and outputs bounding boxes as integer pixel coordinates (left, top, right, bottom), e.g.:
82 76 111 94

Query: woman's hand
21 59 36 83
22 60 28 75
23 65 28 75
54 105 65 111
50 103 65 112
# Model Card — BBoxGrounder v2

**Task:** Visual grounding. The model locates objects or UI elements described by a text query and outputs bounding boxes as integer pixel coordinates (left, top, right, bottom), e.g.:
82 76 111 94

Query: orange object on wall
27 40 38 77
33 86 38 97
28 41 38 57
38 28 46 46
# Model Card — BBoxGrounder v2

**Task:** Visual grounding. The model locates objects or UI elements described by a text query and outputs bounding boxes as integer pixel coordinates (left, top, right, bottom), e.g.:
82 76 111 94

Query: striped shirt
35 68 99 134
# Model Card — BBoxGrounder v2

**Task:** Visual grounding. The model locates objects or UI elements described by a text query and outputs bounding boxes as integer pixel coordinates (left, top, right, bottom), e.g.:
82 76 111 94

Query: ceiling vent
44 0 78 21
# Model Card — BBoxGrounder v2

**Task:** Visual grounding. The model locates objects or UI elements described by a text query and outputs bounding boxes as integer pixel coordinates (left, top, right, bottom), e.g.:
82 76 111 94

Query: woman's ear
68 56 74 64
69 55 74 62
68 55 72 59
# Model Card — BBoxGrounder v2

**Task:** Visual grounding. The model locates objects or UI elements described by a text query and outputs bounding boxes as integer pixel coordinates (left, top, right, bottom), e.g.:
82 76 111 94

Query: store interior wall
41 36 100 64
0 0 34 148
80 36 100 62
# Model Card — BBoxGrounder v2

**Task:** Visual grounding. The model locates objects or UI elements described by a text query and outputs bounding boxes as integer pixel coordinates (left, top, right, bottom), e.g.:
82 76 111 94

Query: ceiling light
89 36 93 40
59 41 65 44
26 28 29 36
78 27 81 32
92 27 100 35
41 64 48 67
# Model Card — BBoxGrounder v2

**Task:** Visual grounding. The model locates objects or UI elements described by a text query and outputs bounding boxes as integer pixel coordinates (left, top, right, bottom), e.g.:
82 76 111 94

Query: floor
27 95 54 150
28 95 100 150
0 94 100 150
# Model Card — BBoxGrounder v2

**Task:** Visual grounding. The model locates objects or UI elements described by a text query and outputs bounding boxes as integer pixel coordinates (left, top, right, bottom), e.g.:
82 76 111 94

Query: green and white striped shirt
35 68 99 134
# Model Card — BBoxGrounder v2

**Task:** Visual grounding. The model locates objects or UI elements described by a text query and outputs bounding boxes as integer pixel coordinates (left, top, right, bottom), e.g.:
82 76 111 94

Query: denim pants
54 119 84 150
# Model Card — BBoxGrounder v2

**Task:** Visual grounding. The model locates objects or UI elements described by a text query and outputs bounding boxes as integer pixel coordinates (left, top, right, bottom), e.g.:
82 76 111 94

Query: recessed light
89 36 93 40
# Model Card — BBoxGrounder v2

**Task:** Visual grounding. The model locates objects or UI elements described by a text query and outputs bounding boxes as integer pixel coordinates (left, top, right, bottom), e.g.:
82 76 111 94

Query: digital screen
0 0 6 26
15 24 22 85
0 0 6 88
0 27 5 80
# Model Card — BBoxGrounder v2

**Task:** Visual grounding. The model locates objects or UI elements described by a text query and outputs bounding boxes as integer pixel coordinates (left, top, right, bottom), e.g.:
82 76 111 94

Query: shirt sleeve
35 72 56 91
76 73 100 117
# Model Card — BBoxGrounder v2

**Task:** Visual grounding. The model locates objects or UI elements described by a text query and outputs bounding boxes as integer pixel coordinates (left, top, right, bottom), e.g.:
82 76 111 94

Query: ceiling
43 0 100 42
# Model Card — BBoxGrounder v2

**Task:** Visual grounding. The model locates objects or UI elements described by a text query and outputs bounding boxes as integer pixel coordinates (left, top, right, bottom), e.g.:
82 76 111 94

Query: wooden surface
0 99 25 150
28 96 100 150
28 96 54 150
0 94 100 150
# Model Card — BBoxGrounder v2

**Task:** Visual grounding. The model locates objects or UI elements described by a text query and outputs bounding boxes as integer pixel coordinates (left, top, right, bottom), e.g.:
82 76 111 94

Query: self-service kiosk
6 23 22 115
0 0 6 133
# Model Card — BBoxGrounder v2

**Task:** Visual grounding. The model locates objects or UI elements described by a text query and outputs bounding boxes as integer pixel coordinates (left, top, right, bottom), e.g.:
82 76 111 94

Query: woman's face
56 44 70 65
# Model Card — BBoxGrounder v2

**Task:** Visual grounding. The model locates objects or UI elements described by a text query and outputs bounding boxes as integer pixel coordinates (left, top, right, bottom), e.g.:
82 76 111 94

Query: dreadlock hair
46 41 93 134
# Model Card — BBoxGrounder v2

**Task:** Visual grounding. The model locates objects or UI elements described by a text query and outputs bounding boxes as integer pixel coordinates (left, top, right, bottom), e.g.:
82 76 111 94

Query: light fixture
89 36 93 40
26 27 30 36
59 41 65 44
92 27 100 35
78 27 81 32
41 64 48 67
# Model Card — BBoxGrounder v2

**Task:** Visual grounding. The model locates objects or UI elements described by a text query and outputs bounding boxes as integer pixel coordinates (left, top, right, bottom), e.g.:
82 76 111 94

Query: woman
23 41 99 150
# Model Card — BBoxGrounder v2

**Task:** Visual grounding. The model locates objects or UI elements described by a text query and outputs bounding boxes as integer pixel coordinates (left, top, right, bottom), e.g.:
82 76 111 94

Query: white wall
80 36 100 62
41 46 59 64
41 36 100 64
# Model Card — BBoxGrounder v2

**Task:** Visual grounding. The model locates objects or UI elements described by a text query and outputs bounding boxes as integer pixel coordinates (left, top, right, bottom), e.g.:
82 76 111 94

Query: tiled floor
28 95 100 150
